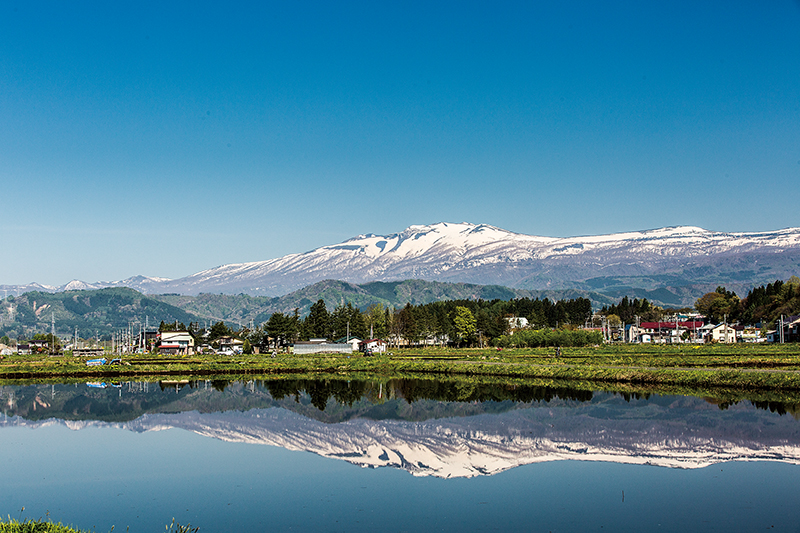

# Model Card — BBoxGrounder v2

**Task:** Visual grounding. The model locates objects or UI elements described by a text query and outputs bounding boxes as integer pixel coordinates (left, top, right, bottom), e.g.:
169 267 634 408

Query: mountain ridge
3 222 800 302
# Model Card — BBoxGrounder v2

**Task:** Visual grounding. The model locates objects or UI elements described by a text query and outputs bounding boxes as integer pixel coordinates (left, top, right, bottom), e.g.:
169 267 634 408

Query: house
359 338 387 354
335 336 363 352
217 336 244 354
788 316 800 342
694 324 714 342
72 347 105 358
29 338 50 353
624 324 643 343
638 321 704 343
158 331 195 355
708 324 736 343
771 315 800 343
738 327 764 343
766 329 778 343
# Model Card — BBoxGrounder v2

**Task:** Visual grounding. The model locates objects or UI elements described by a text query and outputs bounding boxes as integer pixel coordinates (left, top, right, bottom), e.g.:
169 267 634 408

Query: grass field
3 344 800 392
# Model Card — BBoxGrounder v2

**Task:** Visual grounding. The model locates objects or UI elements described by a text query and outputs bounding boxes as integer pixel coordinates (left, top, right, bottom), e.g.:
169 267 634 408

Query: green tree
330 302 367 340
364 303 387 339
397 304 418 346
208 321 232 341
453 306 477 346
695 287 740 323
159 321 187 332
32 332 61 353
266 312 290 347
304 299 330 340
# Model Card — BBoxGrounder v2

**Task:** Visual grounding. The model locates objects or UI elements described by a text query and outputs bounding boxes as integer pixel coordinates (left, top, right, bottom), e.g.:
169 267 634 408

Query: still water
1 378 799 532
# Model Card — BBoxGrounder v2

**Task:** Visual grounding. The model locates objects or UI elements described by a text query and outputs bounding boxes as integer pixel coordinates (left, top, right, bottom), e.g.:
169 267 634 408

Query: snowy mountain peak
103 222 800 297
6 222 800 299
62 280 98 291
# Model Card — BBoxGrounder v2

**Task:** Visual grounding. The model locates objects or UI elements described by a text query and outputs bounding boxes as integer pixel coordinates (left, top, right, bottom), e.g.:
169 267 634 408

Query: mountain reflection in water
2 378 799 478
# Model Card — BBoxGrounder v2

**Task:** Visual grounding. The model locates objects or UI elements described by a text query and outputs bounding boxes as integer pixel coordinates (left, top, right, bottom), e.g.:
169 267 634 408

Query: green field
3 344 800 393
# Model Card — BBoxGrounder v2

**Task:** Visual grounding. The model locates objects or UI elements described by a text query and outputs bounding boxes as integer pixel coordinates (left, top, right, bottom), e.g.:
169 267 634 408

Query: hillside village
1 276 799 357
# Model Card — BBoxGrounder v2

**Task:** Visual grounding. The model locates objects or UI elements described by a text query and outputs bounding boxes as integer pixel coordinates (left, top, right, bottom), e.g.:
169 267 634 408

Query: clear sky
2 1 799 286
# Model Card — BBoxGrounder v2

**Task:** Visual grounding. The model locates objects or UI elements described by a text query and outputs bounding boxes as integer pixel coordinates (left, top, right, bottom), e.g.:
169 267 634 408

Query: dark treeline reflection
256 378 595 409
107 377 800 415
3 378 799 423
246 378 799 417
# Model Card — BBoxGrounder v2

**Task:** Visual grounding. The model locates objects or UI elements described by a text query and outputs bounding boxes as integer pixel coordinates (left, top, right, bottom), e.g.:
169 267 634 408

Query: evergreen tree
304 299 330 340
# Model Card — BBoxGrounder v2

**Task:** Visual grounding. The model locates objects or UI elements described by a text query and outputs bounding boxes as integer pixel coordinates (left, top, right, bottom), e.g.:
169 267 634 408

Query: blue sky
2 1 799 286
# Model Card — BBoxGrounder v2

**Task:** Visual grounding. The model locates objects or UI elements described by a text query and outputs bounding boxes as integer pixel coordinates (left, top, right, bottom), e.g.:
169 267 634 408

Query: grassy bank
0 517 97 533
3 344 800 391
0 517 196 533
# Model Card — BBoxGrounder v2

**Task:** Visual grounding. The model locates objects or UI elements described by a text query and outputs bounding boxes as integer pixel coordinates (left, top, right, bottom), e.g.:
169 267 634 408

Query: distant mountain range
4 222 800 307
0 281 614 336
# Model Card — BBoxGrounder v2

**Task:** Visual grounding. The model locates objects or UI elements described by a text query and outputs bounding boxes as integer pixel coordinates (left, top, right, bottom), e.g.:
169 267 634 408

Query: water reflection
2 378 799 478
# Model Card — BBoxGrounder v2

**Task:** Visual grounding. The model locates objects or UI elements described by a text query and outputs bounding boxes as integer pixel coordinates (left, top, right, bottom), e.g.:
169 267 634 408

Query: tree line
693 276 800 326
596 277 800 329
221 295 596 349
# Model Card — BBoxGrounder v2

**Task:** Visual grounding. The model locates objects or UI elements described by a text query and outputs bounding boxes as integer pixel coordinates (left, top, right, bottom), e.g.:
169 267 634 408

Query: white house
708 324 736 343
359 338 387 354
335 337 363 351
217 336 244 354
158 331 195 355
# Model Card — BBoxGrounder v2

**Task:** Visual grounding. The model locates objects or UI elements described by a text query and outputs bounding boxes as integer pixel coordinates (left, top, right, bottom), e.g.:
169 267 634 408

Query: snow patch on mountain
5 222 800 297
142 222 800 296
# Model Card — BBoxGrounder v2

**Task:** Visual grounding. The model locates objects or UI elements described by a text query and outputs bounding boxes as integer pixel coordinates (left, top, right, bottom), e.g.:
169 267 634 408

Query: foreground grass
0 517 197 533
0 518 93 533
3 344 800 392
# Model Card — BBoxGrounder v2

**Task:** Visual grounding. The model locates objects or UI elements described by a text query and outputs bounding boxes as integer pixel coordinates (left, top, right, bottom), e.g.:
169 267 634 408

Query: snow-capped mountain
5 222 800 297
121 222 800 296
0 275 171 296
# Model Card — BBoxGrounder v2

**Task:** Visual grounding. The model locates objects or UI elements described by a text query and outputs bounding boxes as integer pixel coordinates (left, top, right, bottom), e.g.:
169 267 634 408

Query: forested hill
150 279 616 327
0 280 614 338
0 287 200 339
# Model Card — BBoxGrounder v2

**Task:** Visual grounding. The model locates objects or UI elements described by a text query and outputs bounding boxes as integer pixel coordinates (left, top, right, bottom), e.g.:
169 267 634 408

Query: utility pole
51 312 55 355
